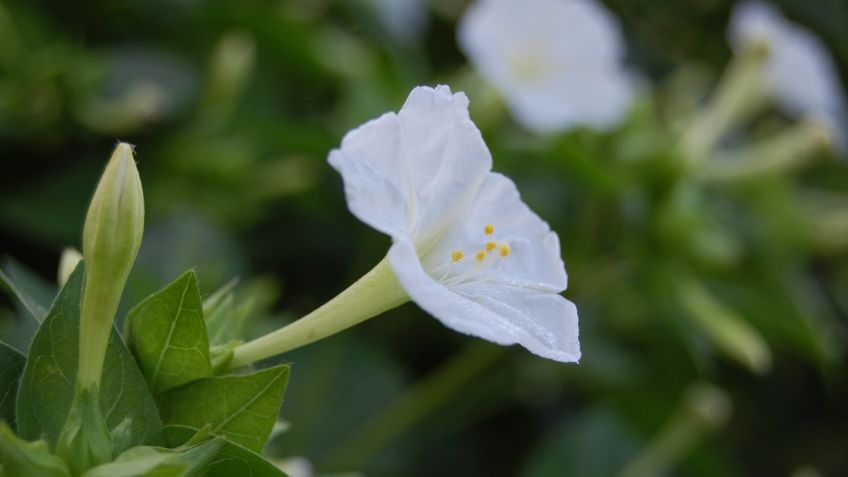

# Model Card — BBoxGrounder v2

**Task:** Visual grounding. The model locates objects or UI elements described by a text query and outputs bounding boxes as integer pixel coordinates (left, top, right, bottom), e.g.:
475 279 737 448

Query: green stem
678 41 770 165
697 120 831 182
674 274 772 375
77 270 123 390
805 204 848 252
228 256 409 370
615 383 731 477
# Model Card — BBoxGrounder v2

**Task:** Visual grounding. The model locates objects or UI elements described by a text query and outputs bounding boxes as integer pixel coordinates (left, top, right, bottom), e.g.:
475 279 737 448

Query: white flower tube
229 85 579 368
457 0 634 133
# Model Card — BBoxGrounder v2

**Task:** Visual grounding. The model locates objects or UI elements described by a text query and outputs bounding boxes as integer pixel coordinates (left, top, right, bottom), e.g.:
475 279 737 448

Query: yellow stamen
475 250 488 263
484 224 494 236
451 250 465 262
499 243 511 257
485 241 497 252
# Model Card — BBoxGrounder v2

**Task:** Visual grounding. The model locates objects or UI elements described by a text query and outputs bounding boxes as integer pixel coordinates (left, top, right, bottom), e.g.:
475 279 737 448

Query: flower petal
390 239 580 362
509 70 634 133
397 85 492 245
729 1 847 134
458 0 633 132
329 85 492 244
328 112 412 238
421 172 568 292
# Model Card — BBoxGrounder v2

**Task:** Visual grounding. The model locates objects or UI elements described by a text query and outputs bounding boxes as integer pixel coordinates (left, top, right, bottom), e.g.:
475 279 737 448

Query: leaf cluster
0 262 290 476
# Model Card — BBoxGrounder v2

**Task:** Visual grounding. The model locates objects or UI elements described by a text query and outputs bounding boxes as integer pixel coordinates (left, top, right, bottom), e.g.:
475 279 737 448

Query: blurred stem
805 204 848 252
199 31 256 129
697 120 831 182
616 383 731 477
326 342 506 469
0 2 22 68
228 257 409 370
675 274 772 375
678 41 770 165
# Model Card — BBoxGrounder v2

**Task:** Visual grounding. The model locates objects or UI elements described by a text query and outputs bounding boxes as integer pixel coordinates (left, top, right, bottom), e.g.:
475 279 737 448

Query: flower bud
83 143 144 281
77 142 145 389
57 247 83 287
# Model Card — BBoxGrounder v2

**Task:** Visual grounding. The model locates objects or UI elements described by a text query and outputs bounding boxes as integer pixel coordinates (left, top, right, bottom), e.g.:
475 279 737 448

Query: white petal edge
329 85 492 243
328 112 411 239
390 238 581 363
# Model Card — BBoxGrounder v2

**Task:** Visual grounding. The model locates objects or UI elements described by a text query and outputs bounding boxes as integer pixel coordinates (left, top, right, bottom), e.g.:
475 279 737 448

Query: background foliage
1 0 847 476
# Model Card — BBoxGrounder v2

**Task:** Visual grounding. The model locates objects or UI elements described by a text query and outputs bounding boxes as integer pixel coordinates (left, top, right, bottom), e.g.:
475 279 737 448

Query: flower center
509 46 551 85
430 224 511 287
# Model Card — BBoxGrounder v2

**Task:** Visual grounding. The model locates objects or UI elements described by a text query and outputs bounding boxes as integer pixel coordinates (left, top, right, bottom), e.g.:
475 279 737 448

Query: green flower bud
78 142 144 389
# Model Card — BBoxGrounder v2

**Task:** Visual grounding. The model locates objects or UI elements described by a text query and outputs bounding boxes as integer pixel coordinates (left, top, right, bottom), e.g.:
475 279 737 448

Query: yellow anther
485 241 497 252
499 243 511 257
451 250 465 262
475 250 488 263
484 224 495 236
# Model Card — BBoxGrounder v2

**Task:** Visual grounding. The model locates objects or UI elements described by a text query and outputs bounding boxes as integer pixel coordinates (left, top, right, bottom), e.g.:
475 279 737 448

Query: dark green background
1 0 847 476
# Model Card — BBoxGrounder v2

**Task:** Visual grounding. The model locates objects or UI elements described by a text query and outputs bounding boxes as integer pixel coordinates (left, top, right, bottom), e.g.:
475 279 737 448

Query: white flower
457 0 634 134
729 1 847 143
329 85 580 363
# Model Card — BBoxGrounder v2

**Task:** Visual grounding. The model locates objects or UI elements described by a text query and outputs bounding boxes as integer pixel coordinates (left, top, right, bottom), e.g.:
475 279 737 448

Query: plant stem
678 40 770 165
228 256 409 370
697 120 831 182
616 383 731 477
77 269 122 389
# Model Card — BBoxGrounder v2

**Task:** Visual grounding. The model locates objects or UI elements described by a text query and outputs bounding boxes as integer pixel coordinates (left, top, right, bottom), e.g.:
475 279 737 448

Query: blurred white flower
329 85 580 363
729 1 847 144
457 0 634 133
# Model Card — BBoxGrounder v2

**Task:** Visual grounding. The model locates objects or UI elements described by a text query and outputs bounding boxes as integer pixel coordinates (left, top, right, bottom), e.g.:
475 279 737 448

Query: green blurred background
1 0 848 476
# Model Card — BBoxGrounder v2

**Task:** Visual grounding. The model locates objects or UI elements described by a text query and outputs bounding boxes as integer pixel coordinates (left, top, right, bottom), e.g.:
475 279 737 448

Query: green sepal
203 281 252 347
55 387 112 476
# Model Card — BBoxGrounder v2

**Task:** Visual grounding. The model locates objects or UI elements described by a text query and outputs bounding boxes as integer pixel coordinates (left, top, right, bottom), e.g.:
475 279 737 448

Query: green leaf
16 263 164 453
126 270 212 394
0 257 56 323
158 365 289 452
80 438 222 477
165 425 287 477
0 341 25 430
0 422 70 477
